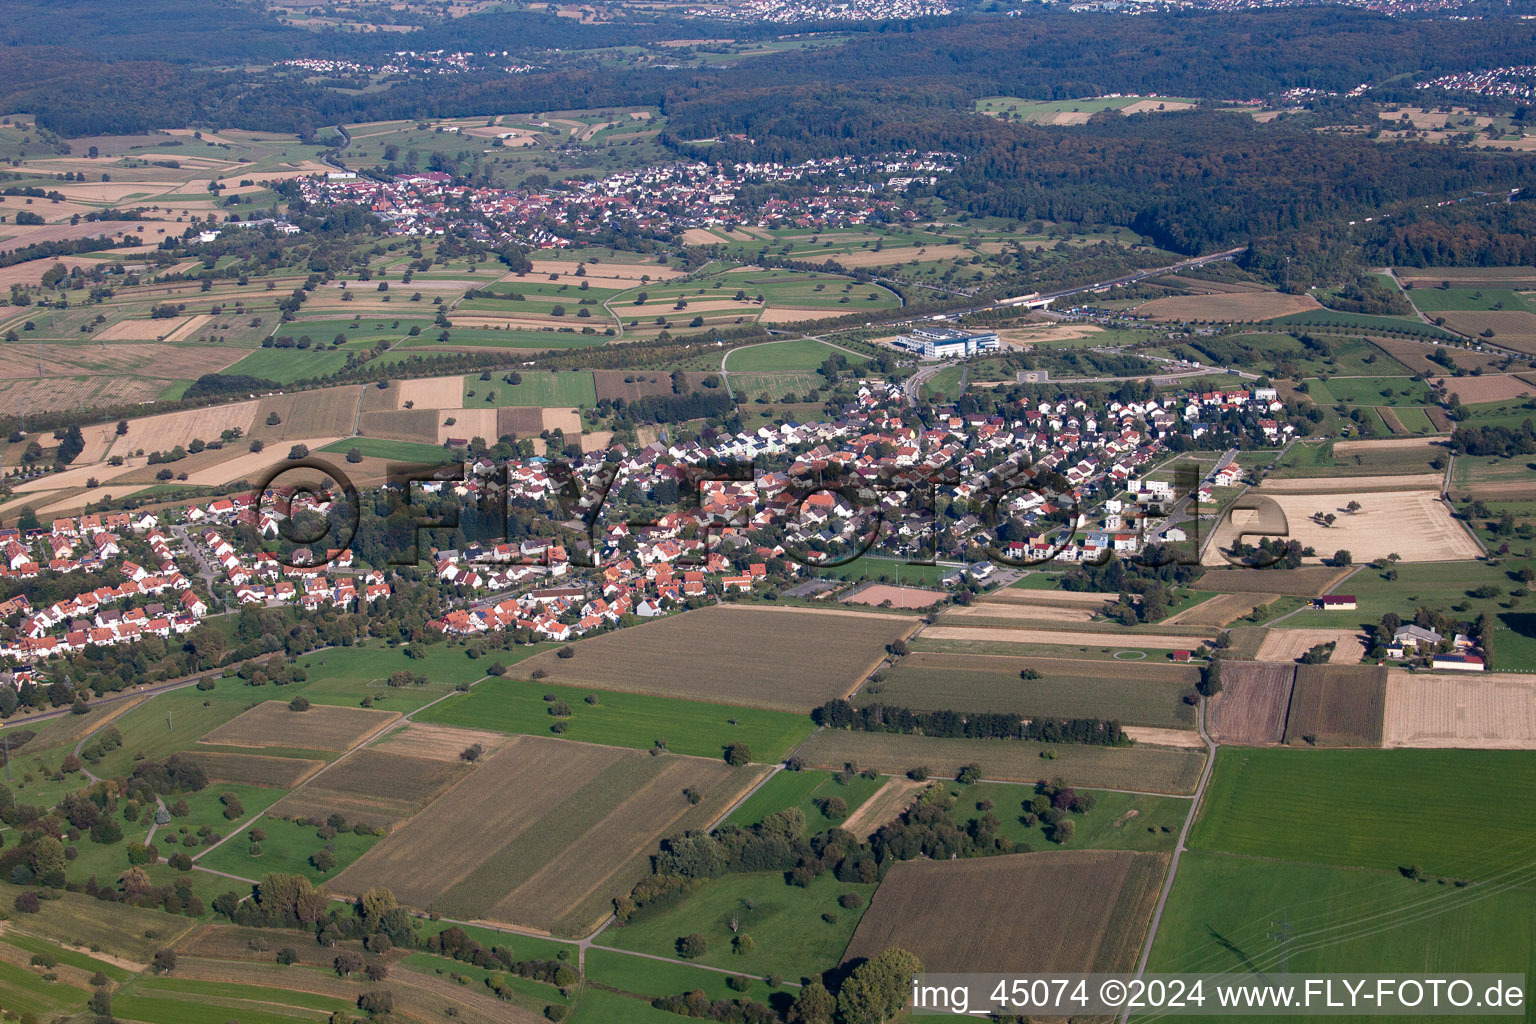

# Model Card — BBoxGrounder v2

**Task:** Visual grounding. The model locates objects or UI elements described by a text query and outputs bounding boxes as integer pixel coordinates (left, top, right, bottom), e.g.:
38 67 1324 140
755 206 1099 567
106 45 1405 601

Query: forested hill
11 7 1536 138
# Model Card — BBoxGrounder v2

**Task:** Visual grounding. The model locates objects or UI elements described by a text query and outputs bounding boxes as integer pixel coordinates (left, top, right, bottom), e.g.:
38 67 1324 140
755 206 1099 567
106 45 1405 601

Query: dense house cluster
291 152 958 248
685 0 951 20
0 513 204 662
418 373 1302 639
275 52 533 76
1418 66 1536 101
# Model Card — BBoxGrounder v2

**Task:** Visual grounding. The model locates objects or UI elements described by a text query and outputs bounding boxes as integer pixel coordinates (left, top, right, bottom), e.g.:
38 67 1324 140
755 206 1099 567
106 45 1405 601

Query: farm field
1196 565 1352 596
723 768 887 832
196 814 382 885
198 702 398 752
601 870 877 981
844 851 1166 972
513 606 915 712
919 625 1203 650
462 370 597 407
1190 747 1536 876
795 730 1206 794
1205 488 1477 565
1305 374 1434 408
1255 627 1367 664
330 734 768 935
1207 661 1295 745
859 651 1199 728
1383 670 1536 749
1149 851 1536 985
412 676 815 762
1269 437 1447 479
268 748 470 829
1438 311 1536 355
1281 664 1388 746
1434 373 1536 405
1136 291 1320 321
942 780 1188 852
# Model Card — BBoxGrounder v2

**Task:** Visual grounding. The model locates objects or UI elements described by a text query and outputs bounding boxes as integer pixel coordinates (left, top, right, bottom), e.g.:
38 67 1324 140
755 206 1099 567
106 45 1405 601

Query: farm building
1314 595 1358 611
1394 624 1443 650
1431 653 1486 672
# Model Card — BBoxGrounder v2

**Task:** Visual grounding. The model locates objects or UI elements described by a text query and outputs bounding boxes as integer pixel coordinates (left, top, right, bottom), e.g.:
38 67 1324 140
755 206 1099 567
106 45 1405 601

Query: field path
1122 694 1217 1021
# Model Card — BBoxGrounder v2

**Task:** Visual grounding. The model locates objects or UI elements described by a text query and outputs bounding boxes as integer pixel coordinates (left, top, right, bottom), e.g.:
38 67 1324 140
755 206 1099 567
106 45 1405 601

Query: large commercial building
891 327 1001 360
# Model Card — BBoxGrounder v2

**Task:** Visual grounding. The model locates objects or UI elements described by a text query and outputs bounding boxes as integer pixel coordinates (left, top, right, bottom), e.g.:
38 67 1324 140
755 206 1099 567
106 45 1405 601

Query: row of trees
813 699 1131 746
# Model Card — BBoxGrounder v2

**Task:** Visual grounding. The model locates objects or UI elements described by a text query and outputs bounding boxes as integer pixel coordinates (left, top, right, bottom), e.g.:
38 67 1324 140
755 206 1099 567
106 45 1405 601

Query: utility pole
1267 908 1293 977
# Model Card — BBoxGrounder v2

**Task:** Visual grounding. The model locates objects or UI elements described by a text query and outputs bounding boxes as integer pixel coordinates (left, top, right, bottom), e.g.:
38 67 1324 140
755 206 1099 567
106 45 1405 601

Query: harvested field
1432 374 1536 405
1256 473 1445 493
542 407 582 434
988 589 1121 606
95 315 212 341
372 722 511 761
435 407 499 443
182 752 324 788
249 389 360 440
1369 336 1509 376
115 401 259 456
859 652 1199 728
181 439 341 486
1136 291 1320 322
1207 661 1296 745
1283 664 1388 746
331 735 767 935
837 777 925 839
831 244 992 268
1205 490 1476 565
199 702 398 752
1197 566 1350 596
1439 311 1536 355
1165 592 1277 626
593 370 670 402
497 406 545 436
1397 266 1536 287
796 730 1206 794
1332 436 1444 455
921 625 1199 650
844 851 1166 973
1123 726 1202 748
517 605 916 712
0 371 184 417
940 602 1098 624
527 259 682 281
1256 628 1367 664
1383 670 1536 749
396 375 465 409
271 749 469 830
359 408 440 442
840 583 947 609
1124 99 1195 114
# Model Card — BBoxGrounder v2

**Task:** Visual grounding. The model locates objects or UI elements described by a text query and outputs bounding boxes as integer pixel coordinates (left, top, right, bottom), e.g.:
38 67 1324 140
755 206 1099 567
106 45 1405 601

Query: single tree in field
677 933 707 959
1346 500 1362 514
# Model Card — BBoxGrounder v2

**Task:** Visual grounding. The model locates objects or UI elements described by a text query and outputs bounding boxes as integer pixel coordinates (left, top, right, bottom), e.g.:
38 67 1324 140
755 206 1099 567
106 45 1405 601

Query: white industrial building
891 327 1001 360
